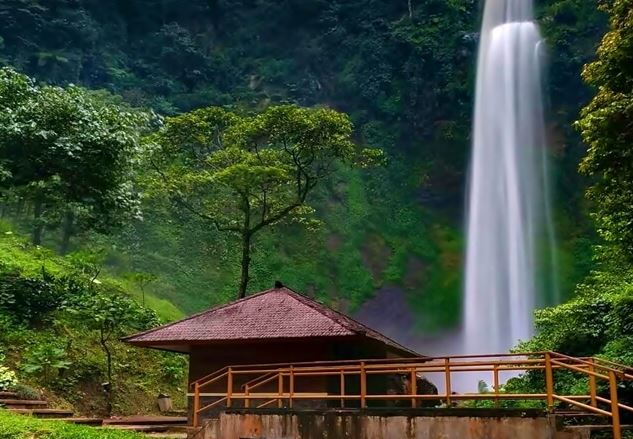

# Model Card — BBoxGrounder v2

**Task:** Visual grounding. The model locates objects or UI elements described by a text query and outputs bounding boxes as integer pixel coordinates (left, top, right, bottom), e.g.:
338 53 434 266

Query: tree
69 291 158 416
124 271 157 307
576 0 633 258
514 247 633 411
0 68 148 251
149 105 382 298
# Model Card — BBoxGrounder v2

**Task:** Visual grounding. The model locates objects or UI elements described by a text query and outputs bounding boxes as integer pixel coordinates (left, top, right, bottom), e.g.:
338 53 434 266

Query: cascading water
463 0 555 377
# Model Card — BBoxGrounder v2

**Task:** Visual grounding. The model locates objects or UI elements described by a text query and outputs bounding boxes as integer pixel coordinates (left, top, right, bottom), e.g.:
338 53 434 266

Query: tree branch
250 200 301 235
173 195 241 232
250 174 313 235
148 154 241 233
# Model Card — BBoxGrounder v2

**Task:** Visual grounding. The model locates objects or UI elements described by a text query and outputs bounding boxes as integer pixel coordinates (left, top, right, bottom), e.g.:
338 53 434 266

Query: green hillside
0 221 186 416
0 0 606 328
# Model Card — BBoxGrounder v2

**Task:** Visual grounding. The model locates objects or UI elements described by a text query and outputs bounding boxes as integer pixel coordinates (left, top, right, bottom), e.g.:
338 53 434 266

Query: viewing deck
189 351 633 439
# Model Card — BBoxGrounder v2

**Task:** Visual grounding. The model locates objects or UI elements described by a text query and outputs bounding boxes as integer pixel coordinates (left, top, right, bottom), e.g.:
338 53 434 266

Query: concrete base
190 409 590 439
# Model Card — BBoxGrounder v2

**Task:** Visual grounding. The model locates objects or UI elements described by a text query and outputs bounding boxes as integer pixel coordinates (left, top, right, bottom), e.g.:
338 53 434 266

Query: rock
386 373 440 408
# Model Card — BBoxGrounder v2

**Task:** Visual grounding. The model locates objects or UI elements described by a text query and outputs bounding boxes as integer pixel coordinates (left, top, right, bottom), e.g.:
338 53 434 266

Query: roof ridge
121 287 277 341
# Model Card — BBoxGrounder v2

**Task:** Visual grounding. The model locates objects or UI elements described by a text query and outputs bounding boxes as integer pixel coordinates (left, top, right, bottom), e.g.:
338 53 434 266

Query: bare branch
148 154 241 233
173 195 241 233
250 173 314 235
250 200 302 235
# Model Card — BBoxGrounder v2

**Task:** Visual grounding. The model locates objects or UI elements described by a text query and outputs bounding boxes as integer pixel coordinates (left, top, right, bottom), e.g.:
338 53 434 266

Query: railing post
493 364 500 408
193 382 200 427
360 362 367 408
444 358 452 407
340 370 345 408
588 358 597 408
227 367 233 408
289 366 295 409
410 367 418 408
244 383 250 409
609 370 622 439
544 353 554 411
278 370 283 408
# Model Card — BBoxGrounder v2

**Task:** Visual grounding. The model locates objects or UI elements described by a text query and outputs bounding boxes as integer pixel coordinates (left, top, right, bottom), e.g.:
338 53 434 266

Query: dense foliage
0 68 148 252
525 0 633 362
520 249 633 364
0 356 17 391
577 0 633 259
508 0 633 409
0 230 186 416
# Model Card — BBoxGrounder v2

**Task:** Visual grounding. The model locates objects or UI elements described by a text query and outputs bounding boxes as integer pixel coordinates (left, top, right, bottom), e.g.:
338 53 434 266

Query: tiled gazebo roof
123 285 418 356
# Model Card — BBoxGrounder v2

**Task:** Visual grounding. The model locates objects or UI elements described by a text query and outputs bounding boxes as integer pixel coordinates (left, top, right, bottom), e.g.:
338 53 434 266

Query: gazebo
123 283 420 420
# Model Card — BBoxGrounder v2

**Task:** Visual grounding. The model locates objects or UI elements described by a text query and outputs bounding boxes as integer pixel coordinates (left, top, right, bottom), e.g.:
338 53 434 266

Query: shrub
9 383 41 401
0 365 17 391
21 342 71 384
160 353 186 382
0 269 69 326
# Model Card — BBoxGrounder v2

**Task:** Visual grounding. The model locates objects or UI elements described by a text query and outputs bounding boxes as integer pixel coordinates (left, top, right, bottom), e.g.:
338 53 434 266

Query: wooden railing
189 352 633 439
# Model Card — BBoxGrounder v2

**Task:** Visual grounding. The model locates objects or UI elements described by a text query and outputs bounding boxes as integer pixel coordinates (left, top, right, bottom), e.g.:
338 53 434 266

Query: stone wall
190 409 590 439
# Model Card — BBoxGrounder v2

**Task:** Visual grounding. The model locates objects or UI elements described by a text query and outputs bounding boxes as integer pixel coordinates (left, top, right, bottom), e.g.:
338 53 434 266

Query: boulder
386 373 440 408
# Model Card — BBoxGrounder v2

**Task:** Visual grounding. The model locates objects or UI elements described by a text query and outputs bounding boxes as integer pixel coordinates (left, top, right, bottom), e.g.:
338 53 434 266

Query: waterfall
463 0 554 377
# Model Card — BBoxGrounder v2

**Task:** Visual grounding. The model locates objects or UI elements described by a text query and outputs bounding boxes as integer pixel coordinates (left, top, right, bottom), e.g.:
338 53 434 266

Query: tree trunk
32 198 44 245
408 0 413 18
238 231 252 299
60 210 75 255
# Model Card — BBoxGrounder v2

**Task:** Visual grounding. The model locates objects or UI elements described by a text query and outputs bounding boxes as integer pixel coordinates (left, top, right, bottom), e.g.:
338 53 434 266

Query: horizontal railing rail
190 351 633 439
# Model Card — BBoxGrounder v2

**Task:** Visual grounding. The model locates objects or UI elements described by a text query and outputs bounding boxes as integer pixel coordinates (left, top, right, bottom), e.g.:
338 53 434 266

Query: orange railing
189 352 633 439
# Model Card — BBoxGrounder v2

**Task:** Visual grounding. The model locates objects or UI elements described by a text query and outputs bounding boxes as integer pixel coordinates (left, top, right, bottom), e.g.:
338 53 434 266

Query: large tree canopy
0 68 149 251
577 0 633 258
149 104 382 298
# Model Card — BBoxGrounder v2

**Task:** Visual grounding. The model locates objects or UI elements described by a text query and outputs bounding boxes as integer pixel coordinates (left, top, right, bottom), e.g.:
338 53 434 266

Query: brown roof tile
123 286 417 357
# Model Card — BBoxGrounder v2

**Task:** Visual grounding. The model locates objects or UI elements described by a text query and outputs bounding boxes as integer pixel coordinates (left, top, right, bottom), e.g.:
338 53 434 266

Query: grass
0 221 183 322
0 410 144 439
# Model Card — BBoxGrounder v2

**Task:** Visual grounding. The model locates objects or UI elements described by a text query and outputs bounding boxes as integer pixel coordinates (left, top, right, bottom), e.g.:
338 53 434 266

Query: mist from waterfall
463 0 556 374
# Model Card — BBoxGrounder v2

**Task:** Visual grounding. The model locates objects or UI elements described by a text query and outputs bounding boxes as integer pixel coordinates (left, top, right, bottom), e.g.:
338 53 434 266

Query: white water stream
462 0 555 385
